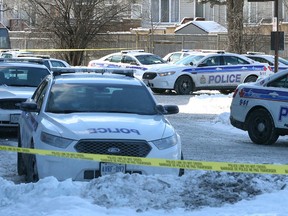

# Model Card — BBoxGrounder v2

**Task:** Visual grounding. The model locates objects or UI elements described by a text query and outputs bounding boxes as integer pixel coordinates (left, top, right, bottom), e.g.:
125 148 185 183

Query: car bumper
230 115 246 131
143 76 177 89
35 141 182 181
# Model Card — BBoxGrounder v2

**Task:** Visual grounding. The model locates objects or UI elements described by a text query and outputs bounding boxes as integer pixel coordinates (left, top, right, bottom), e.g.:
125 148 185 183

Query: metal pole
274 0 279 72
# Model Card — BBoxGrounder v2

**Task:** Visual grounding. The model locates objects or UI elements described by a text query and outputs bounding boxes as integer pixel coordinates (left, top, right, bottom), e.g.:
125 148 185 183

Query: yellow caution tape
1 145 288 175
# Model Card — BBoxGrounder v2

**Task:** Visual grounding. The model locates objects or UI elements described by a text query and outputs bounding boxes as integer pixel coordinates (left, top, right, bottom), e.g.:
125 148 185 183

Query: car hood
0 86 36 99
42 113 175 141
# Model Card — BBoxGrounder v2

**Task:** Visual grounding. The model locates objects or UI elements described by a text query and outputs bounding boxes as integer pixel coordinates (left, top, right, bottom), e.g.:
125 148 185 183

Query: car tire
175 75 194 95
244 75 258 83
25 141 39 183
219 89 234 95
246 108 279 145
17 128 26 176
151 88 166 94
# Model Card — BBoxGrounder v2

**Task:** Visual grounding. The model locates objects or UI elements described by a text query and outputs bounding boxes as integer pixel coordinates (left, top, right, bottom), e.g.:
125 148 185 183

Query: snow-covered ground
1 92 288 216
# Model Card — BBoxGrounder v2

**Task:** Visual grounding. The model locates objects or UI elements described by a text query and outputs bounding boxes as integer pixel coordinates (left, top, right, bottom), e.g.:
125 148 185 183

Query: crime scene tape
1 145 288 175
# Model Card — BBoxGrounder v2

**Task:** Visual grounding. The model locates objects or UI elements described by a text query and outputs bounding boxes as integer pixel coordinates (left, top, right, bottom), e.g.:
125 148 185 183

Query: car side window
106 55 122 63
201 56 220 66
51 60 65 67
267 75 288 88
224 56 249 65
122 56 137 64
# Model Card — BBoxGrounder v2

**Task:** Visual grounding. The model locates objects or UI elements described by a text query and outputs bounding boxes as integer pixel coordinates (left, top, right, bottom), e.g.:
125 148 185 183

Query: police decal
88 128 140 135
208 74 241 84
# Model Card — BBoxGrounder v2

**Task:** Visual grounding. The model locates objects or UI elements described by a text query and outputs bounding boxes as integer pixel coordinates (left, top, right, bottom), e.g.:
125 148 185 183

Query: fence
9 31 288 65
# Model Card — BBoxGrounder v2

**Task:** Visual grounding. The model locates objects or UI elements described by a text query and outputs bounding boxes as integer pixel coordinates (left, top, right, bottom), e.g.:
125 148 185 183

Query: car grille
0 98 26 109
142 72 157 80
74 139 152 157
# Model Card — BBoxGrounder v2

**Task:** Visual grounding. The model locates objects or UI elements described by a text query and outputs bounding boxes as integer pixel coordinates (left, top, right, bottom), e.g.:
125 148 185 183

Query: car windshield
0 67 50 87
175 55 205 66
46 83 157 115
135 55 166 65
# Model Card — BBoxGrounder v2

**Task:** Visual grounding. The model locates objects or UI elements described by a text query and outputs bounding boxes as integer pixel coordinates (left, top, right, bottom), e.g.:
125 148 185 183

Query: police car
17 67 183 182
0 61 51 129
87 50 167 79
230 69 288 145
142 52 273 95
244 52 288 72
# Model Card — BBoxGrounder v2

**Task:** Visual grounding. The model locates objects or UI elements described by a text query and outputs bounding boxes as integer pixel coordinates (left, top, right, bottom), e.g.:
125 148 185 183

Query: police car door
266 73 288 129
195 56 222 88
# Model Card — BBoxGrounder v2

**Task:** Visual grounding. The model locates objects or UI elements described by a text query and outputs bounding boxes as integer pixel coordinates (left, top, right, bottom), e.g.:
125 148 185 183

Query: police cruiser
142 52 273 95
17 67 183 182
88 50 168 79
230 68 288 145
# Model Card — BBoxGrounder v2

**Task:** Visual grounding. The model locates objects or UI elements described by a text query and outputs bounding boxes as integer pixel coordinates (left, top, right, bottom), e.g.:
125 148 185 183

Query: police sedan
230 69 288 145
88 50 168 79
142 52 273 95
17 68 183 182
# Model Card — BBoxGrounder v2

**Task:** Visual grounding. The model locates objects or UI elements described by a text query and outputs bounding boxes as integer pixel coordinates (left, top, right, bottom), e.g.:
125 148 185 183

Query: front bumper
35 140 182 181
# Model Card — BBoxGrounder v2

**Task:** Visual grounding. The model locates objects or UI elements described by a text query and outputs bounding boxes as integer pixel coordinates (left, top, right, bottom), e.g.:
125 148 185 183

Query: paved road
155 94 288 165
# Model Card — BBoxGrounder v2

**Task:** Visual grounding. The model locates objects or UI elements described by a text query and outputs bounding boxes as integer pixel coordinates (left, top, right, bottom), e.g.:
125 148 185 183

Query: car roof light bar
0 57 44 64
51 67 135 77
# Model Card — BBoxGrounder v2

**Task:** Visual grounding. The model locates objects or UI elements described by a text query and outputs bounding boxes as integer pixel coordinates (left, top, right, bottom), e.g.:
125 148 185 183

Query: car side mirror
19 101 40 112
156 104 179 115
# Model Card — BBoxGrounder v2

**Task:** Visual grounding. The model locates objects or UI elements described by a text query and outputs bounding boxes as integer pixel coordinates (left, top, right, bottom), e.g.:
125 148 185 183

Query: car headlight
41 132 74 148
152 134 178 150
158 71 176 77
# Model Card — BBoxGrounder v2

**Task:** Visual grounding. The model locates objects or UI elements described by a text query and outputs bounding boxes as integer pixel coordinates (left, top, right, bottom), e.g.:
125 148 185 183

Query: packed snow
1 92 288 216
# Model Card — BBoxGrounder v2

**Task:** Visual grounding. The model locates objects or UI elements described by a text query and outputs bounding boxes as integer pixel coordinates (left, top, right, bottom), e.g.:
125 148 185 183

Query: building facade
0 0 287 30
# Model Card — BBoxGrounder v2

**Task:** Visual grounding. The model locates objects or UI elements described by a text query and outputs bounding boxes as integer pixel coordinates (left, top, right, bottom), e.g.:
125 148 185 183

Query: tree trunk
226 0 244 54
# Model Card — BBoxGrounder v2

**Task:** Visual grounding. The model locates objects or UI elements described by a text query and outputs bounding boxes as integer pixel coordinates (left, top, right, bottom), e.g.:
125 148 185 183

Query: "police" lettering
278 106 288 121
208 74 241 84
88 128 140 135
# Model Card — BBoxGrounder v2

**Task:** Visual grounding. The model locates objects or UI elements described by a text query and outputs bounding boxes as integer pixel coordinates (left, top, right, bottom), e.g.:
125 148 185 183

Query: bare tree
23 0 135 66
198 0 244 53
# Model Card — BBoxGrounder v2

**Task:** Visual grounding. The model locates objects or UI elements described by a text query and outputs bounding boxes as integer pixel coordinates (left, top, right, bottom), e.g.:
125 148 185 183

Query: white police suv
17 68 183 182
142 52 273 95
230 69 288 145
87 50 167 79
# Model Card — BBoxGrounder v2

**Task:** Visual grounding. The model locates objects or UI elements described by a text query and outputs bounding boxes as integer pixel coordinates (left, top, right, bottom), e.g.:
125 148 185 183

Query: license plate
100 163 126 176
10 114 20 123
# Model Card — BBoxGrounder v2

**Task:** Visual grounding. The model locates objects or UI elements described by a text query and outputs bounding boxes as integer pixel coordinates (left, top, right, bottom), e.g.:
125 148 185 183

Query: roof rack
51 67 135 77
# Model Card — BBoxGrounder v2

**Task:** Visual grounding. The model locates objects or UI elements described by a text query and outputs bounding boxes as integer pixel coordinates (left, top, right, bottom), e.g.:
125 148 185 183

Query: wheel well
244 75 258 83
244 106 271 129
174 75 195 89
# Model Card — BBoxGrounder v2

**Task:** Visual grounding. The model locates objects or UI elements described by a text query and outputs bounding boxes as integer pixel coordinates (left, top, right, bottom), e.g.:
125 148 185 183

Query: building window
151 0 179 23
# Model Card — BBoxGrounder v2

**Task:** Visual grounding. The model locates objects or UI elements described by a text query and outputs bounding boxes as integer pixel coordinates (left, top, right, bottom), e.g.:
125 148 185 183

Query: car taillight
232 88 239 98
268 66 272 71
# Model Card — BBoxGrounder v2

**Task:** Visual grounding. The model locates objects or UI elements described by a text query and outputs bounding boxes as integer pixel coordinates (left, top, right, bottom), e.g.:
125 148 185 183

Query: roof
175 21 227 34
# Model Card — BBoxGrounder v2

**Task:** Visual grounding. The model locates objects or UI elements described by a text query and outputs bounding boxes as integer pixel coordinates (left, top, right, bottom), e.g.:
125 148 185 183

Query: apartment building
0 0 287 31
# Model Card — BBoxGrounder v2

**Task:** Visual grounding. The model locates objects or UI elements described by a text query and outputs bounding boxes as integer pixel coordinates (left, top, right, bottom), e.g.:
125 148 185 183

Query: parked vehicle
88 50 167 79
0 61 51 128
230 68 288 145
244 52 288 72
17 67 183 182
142 51 273 95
